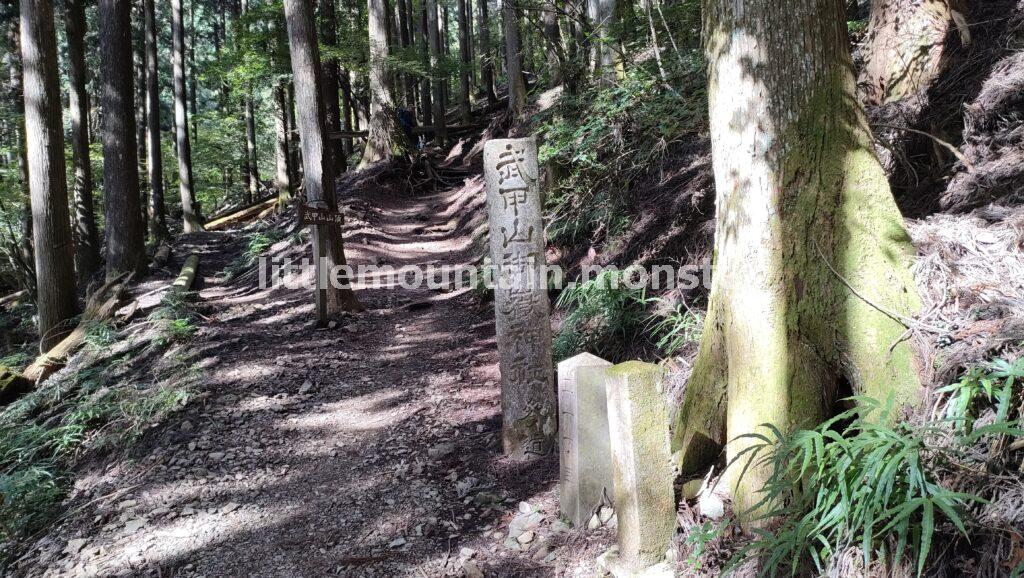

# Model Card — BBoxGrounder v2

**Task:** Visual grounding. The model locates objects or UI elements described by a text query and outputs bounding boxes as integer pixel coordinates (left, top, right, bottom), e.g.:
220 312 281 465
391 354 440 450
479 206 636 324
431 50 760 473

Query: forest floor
11 166 617 577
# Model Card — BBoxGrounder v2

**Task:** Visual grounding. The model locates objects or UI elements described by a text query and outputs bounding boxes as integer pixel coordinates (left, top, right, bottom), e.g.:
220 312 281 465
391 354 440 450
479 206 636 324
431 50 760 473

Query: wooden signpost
299 203 345 327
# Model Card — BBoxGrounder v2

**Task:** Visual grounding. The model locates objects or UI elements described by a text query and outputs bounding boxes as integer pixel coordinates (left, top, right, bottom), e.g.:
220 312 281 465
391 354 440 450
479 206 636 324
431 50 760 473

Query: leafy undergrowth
0 289 203 562
678 357 1024 577
552 267 704 363
222 226 296 280
537 51 706 251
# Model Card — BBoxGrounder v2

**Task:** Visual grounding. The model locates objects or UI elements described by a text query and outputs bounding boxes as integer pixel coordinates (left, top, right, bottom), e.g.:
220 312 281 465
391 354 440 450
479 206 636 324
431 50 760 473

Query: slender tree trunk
477 0 496 104
319 0 346 173
20 0 78 350
671 0 924 526
244 97 259 201
273 79 293 205
396 0 415 111
419 0 433 127
6 20 35 294
288 80 302 183
542 0 562 85
172 0 204 231
340 69 354 157
360 0 407 167
144 0 167 241
503 0 526 115
188 0 198 142
134 17 149 241
65 0 101 281
427 0 446 142
457 0 472 123
587 0 620 85
100 0 148 278
241 0 259 201
282 0 361 311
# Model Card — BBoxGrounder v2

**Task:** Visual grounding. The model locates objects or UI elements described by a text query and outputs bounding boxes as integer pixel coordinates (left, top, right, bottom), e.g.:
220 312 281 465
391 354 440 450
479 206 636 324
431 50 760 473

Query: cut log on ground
205 197 278 230
171 255 200 293
329 124 481 141
206 195 276 222
152 243 172 267
15 273 132 387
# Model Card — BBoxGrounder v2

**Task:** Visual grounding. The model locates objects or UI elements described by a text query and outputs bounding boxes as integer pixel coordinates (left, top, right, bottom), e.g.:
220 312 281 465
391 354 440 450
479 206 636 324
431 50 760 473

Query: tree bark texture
65 0 101 281
671 0 924 526
21 0 79 350
172 0 204 231
100 0 148 279
283 0 361 311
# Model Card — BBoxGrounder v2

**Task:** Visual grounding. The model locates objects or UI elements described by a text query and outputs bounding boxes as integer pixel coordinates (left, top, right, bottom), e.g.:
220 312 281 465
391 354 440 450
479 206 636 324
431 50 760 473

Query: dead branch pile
908 203 1024 385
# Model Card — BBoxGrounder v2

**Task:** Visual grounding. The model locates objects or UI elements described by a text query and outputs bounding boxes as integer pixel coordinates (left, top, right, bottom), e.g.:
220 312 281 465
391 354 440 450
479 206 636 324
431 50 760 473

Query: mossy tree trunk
671 0 924 526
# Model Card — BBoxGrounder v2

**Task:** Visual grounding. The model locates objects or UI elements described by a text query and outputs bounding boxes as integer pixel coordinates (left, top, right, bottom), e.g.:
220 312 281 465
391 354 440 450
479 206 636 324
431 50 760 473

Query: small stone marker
483 137 557 461
558 352 614 527
605 361 676 573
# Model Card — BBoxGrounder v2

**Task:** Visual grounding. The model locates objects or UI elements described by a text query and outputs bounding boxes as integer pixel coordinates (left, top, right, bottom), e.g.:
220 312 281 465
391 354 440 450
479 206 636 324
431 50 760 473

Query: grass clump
728 357 1024 577
223 227 291 279
552 268 649 361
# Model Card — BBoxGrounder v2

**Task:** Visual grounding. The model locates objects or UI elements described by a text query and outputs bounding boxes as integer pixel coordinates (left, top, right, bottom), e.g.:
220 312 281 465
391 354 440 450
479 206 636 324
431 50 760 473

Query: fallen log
151 243 172 267
171 255 200 293
206 195 276 222
328 124 482 141
0 290 27 308
205 197 278 230
18 272 131 386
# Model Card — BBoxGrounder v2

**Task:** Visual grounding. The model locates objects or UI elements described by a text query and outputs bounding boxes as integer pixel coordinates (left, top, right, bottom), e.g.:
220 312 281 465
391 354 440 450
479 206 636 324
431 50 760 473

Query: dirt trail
17 174 591 577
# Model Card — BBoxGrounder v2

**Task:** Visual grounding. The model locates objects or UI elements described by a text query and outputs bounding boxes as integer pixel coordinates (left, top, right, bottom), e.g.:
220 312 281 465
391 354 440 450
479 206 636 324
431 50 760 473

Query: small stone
587 513 601 530
503 537 522 551
209 452 225 462
221 502 240 514
327 320 338 329
462 560 484 578
299 380 313 394
598 506 614 524
698 489 725 520
65 539 89 555
517 501 533 514
516 531 535 544
550 520 571 534
427 443 454 460
117 499 137 511
124 519 147 533
459 547 476 559
180 421 193 433
388 537 406 548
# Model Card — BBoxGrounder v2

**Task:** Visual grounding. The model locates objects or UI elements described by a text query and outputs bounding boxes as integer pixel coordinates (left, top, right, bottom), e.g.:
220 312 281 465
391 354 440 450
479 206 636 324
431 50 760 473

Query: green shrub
553 268 649 361
645 298 703 357
728 385 1023 577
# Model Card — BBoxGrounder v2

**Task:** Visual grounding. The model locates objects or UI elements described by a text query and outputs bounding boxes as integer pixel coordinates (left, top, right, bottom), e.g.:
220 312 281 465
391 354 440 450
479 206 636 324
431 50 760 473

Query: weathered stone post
605 361 676 573
558 352 614 526
483 137 557 460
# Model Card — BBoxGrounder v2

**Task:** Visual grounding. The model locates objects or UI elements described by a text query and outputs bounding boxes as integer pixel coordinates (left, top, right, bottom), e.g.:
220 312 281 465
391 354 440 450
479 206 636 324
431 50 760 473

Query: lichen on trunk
671 0 924 527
